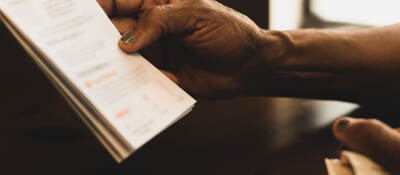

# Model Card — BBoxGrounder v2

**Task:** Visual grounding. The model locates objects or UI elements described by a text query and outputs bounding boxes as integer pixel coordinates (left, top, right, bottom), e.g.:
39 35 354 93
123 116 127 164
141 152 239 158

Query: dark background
2 1 396 175
221 0 269 29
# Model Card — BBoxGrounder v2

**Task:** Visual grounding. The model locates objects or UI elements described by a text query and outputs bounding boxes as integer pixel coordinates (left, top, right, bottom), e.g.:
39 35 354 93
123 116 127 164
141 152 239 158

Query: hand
333 117 400 173
97 0 285 98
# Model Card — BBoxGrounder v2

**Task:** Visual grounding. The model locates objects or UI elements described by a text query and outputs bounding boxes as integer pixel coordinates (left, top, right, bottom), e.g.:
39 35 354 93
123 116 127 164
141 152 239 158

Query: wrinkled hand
97 0 277 98
333 117 400 173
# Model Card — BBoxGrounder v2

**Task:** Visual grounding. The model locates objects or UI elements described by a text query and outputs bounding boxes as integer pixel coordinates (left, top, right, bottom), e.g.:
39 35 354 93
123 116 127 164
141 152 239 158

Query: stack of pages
0 0 196 163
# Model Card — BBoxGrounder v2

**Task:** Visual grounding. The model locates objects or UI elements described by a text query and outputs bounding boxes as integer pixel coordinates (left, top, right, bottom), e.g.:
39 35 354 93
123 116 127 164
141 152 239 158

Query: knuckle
187 0 203 5
188 1 217 20
193 0 207 6
141 6 166 25
147 6 164 18
186 0 213 11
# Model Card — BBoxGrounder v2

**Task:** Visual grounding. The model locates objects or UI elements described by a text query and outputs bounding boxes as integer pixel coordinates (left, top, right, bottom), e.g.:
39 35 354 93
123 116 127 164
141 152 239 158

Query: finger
118 2 197 53
112 16 166 68
333 117 400 165
161 70 179 84
111 17 137 34
96 0 115 16
115 0 174 15
397 128 400 133
114 0 143 15
139 0 171 13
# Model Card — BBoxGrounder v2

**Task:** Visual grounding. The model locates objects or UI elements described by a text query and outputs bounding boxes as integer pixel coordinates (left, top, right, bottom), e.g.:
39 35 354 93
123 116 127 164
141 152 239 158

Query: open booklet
0 0 196 163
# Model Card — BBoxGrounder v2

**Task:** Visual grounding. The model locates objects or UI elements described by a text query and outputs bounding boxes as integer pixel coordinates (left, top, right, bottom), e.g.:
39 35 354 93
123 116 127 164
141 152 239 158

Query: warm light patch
312 0 400 26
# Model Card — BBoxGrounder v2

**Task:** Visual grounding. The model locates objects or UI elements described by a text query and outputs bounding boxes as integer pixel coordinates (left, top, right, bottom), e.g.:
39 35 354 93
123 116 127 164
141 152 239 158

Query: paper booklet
0 0 196 163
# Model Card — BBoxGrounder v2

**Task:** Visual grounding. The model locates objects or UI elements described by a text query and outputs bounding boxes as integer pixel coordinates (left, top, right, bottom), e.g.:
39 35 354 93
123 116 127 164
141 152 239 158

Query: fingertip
118 42 138 53
333 117 353 137
119 31 139 53
333 117 381 142
120 31 136 44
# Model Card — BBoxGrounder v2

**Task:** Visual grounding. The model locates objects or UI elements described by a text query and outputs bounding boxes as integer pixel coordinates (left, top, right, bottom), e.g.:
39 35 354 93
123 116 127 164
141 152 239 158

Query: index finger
115 0 144 15
97 0 144 16
96 0 115 16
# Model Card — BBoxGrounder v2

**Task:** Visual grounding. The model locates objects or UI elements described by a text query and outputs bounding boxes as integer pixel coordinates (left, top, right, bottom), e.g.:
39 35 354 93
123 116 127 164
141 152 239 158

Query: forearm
252 25 400 102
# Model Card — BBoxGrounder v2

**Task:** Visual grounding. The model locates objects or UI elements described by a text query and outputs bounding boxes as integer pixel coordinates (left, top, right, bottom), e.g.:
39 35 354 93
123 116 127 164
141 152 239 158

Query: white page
0 0 195 161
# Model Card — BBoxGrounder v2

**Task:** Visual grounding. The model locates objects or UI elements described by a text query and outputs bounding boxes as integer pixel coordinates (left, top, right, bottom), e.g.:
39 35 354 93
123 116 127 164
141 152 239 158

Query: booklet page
0 0 195 156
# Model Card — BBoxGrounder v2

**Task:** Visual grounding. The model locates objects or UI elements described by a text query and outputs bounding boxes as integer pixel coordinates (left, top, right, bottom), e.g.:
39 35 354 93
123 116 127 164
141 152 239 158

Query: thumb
118 3 195 53
333 117 400 171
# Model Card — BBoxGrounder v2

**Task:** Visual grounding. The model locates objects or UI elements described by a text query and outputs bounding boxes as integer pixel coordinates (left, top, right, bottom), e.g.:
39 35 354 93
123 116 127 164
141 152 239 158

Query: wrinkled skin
97 0 273 98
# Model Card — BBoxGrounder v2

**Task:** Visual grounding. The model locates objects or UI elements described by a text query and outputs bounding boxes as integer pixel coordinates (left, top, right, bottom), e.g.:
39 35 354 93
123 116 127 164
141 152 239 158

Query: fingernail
337 119 351 132
120 31 135 44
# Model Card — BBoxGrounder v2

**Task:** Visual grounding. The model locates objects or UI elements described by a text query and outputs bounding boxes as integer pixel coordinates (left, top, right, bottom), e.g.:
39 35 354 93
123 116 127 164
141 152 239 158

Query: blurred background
271 0 400 29
1 0 400 175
